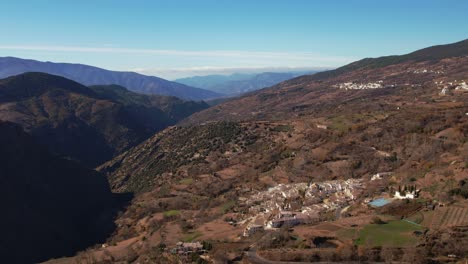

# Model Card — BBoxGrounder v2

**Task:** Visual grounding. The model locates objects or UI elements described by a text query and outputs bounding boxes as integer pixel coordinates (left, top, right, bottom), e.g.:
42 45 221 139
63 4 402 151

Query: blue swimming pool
369 198 392 207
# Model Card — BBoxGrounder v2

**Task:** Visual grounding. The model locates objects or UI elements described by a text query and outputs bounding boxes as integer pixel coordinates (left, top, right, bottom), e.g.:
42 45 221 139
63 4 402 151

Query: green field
355 220 423 247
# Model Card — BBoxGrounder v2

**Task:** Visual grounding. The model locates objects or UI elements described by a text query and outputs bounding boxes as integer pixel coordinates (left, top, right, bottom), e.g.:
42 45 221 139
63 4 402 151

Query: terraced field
431 204 468 229
355 220 423 247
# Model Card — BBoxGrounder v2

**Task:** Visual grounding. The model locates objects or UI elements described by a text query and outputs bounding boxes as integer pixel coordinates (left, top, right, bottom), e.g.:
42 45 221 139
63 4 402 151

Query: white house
394 190 417 199
455 81 468 90
371 172 393 181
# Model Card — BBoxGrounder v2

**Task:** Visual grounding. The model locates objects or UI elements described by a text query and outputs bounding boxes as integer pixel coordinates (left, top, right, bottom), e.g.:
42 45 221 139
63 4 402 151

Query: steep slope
0 121 119 264
0 57 221 100
184 39 468 124
0 73 209 166
95 106 467 262
310 39 468 81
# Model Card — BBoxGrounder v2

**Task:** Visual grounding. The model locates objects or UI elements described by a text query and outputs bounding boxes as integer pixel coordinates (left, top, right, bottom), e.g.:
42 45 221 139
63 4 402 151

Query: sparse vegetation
220 200 236 214
449 179 468 198
272 124 293 132
179 178 194 185
183 231 203 242
163 210 181 218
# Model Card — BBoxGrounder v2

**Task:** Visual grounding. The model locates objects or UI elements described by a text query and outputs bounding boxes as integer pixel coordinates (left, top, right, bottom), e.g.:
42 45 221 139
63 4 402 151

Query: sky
0 0 466 79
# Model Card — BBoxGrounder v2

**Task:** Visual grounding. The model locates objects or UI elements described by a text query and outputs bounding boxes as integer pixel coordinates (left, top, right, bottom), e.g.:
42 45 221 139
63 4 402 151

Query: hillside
0 57 221 100
90 84 209 121
0 121 121 264
310 39 468 81
0 73 209 166
184 39 468 124
60 40 468 263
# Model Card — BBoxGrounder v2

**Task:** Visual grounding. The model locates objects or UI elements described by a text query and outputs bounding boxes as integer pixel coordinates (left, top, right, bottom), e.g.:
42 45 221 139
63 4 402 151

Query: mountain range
176 71 314 95
0 57 221 100
0 72 208 166
174 73 256 89
1 39 467 263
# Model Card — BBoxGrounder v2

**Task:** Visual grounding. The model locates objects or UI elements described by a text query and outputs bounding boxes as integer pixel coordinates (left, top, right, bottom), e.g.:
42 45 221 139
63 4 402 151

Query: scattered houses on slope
334 81 396 90
171 241 205 255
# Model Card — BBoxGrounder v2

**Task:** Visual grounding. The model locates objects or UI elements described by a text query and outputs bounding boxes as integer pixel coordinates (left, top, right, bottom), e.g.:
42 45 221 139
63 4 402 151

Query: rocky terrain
0 73 208 166
38 39 468 263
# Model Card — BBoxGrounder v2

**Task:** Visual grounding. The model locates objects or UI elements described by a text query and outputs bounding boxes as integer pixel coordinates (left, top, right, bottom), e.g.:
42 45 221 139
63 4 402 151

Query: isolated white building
394 190 417 199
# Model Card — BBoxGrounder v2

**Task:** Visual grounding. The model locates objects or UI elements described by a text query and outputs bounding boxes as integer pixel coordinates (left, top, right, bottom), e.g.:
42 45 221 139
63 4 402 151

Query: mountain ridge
183 39 468 124
176 71 314 95
0 57 221 100
0 72 209 166
307 38 468 81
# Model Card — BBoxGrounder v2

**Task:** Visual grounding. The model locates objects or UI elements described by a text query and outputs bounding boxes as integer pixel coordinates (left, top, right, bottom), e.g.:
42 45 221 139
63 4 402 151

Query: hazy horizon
0 0 466 79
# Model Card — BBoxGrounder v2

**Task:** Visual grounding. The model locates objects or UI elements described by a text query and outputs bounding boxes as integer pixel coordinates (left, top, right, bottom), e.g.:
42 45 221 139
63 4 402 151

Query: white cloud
0 44 354 62
0 44 356 79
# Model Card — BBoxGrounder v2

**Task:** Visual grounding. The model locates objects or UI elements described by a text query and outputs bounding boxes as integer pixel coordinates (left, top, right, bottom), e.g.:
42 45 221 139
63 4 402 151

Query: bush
202 241 213 251
449 179 468 198
163 210 180 218
372 217 387 225
385 152 398 162
220 200 236 214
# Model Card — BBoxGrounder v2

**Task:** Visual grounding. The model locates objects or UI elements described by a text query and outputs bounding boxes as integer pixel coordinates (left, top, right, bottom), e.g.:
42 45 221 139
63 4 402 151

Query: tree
158 243 166 251
202 241 212 251
372 217 386 225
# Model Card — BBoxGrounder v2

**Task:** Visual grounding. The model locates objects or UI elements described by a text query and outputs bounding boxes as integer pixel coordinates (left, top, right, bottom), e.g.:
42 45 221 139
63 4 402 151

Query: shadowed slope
0 121 125 264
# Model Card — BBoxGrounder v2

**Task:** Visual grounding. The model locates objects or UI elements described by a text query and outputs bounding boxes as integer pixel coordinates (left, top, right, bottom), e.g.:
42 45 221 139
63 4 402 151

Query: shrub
163 210 180 218
221 200 236 214
372 217 387 225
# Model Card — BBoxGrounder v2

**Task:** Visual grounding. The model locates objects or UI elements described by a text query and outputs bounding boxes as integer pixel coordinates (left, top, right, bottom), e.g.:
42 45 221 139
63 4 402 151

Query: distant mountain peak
0 57 222 100
175 70 315 95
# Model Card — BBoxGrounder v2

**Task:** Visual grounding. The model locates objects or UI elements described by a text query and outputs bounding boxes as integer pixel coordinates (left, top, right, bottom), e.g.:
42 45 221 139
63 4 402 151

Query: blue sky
0 0 466 79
